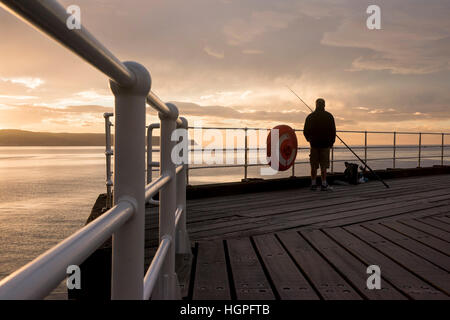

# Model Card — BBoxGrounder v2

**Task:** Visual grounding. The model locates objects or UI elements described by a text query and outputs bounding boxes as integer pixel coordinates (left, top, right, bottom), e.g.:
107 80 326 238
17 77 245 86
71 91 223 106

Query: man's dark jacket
303 108 336 148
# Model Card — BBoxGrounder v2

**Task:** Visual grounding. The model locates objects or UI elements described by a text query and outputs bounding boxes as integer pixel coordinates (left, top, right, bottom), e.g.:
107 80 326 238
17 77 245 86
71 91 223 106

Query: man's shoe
321 184 333 191
310 184 318 191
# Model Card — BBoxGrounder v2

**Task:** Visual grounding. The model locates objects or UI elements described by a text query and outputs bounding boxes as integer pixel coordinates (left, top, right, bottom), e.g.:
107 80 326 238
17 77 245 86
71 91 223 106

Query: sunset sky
0 0 449 138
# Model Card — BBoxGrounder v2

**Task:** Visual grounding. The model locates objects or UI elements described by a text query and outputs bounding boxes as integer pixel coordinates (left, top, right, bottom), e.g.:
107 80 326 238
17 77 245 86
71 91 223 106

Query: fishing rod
287 86 390 189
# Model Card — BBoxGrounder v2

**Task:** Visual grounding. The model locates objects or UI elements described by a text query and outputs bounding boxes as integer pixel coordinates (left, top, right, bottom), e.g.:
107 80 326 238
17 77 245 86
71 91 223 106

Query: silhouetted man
303 98 336 191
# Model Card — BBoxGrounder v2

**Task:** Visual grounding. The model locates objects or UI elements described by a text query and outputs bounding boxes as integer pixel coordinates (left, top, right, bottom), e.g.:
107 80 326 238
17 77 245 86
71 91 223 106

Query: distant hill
0 129 113 146
0 130 196 146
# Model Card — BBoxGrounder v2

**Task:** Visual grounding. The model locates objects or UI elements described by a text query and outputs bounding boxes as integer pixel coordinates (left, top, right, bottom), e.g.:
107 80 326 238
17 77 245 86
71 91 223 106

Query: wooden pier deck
146 174 450 300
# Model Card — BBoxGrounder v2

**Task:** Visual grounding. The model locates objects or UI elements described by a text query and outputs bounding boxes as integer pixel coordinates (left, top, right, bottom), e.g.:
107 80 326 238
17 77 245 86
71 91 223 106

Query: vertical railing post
418 132 422 168
147 123 160 184
331 146 334 174
104 112 114 209
244 127 248 180
155 103 179 299
442 133 445 166
186 127 190 186
364 131 368 164
110 62 150 300
186 165 190 186
393 132 396 169
291 159 295 177
176 117 191 255
147 125 152 184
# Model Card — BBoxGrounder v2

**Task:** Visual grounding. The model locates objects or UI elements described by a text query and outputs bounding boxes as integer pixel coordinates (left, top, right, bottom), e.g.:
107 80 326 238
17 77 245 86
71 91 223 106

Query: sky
0 0 449 142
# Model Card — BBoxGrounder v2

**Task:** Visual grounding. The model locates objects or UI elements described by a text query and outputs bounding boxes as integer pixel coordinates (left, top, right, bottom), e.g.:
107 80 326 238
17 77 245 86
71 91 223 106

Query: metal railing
104 112 114 209
186 127 449 181
0 0 190 300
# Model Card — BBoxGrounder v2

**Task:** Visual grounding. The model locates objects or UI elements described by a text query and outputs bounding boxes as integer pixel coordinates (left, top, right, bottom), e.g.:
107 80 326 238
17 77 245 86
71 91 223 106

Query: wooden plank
189 189 450 240
201 182 450 216
362 206 450 224
189 196 450 241
193 240 231 300
324 227 449 299
345 225 450 295
277 231 362 300
187 175 450 212
185 176 406 208
316 203 450 229
237 196 364 218
431 216 450 225
189 197 446 241
188 195 399 239
186 186 450 223
300 229 406 300
419 217 450 233
188 216 270 234
363 223 450 272
183 180 450 227
187 178 450 216
187 187 305 208
381 221 450 256
226 238 275 300
188 195 364 234
253 234 319 300
425 194 450 205
401 219 450 242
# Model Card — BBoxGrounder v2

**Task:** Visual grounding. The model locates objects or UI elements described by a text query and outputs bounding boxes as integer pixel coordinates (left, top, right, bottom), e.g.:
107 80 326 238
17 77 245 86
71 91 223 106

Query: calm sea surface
0 146 448 298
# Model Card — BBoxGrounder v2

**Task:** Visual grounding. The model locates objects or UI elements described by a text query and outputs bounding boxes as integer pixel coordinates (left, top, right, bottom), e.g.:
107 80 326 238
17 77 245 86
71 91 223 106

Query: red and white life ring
266 125 298 171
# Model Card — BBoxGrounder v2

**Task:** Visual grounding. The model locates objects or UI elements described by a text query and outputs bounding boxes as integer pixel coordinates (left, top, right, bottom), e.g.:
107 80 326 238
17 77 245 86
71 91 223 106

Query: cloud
0 95 38 100
74 90 112 100
223 10 296 45
0 104 112 132
203 46 225 59
166 101 306 124
242 49 263 55
339 104 450 124
0 77 45 89
320 1 450 74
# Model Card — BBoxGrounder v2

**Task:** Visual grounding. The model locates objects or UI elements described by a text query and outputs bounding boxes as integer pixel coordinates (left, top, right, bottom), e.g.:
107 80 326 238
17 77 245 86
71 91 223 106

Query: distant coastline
0 130 111 146
0 129 197 146
0 129 156 146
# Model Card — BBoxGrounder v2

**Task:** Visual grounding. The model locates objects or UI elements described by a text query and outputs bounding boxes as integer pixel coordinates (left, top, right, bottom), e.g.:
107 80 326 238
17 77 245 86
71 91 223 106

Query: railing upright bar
147 124 160 207
175 118 191 255
393 132 397 169
110 62 150 300
244 127 248 180
147 124 160 184
418 133 422 168
442 133 445 166
292 160 295 177
364 131 368 164
104 113 114 209
186 128 190 186
153 103 180 299
186 165 190 186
